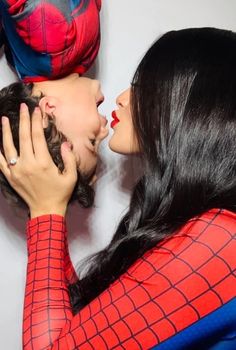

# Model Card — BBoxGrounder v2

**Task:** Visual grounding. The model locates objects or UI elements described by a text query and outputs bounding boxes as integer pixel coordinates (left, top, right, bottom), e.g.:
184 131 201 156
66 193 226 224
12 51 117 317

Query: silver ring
8 157 18 166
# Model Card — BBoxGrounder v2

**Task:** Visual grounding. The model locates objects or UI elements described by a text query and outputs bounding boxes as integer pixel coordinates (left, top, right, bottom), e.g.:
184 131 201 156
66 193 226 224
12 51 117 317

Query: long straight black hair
69 28 236 313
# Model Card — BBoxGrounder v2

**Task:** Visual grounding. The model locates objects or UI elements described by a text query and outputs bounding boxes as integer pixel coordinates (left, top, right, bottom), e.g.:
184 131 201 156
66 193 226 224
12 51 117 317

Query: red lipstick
111 111 120 128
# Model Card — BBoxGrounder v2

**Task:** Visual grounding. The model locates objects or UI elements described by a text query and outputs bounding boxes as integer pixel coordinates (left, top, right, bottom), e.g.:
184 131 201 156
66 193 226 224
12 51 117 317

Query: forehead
70 75 99 92
32 74 99 96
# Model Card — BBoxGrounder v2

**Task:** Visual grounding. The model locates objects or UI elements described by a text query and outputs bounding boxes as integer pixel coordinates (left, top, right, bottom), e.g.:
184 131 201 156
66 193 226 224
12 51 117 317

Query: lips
111 111 120 128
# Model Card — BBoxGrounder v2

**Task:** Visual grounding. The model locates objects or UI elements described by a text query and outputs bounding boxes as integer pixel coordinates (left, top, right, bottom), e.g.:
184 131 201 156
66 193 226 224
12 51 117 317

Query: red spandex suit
24 209 236 349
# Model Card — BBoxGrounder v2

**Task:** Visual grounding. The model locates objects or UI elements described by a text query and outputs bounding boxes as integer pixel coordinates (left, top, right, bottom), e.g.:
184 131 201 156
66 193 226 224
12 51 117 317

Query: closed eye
89 139 96 146
96 96 104 107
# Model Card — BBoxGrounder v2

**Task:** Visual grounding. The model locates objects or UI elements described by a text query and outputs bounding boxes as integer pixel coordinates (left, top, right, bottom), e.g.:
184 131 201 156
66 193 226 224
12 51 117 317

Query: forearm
64 236 79 285
23 215 75 350
28 210 78 284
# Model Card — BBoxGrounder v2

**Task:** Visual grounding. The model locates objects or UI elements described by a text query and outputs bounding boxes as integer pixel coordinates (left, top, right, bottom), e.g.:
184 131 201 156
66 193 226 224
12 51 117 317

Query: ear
38 96 58 128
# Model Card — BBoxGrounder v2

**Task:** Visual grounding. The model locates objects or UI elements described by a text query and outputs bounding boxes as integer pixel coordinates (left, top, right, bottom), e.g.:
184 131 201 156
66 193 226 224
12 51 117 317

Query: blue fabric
0 1 51 79
151 298 236 349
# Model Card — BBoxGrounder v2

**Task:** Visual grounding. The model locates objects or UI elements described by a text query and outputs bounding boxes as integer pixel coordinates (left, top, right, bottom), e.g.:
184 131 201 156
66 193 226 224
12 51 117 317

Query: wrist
30 205 67 219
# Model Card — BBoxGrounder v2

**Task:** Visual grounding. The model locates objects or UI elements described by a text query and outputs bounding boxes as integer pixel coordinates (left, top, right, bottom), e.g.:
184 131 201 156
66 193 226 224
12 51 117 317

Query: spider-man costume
0 0 101 82
23 209 236 349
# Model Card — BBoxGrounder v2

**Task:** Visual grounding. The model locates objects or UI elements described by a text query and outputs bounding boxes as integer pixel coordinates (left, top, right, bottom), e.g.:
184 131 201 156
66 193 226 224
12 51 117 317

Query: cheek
72 140 97 174
55 110 75 139
57 117 90 144
56 99 101 138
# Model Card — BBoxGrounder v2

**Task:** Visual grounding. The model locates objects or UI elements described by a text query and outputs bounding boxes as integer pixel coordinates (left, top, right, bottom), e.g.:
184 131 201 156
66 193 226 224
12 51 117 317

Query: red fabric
23 209 236 349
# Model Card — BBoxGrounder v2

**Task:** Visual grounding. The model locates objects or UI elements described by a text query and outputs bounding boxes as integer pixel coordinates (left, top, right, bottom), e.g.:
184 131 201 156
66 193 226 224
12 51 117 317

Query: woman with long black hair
1 27 236 349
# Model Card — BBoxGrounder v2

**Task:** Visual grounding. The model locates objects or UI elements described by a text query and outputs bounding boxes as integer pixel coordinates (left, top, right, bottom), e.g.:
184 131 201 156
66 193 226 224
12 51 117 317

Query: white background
0 1 236 349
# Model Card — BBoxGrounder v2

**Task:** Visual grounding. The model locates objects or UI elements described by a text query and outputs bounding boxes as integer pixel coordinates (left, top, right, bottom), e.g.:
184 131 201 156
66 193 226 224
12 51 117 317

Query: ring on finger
8 157 18 166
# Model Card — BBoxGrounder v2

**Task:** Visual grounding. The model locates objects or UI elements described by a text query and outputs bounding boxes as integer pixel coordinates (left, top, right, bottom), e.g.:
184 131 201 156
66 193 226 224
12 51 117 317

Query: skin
0 85 138 217
109 88 139 155
34 73 109 176
0 105 77 218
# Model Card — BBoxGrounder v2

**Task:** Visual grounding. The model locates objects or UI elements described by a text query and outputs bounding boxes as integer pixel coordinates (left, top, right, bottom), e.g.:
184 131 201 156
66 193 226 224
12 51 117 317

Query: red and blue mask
0 0 101 82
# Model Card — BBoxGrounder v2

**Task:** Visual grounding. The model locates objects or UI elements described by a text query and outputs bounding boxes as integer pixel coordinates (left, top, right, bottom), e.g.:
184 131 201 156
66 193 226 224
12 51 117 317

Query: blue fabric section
151 298 236 350
0 30 3 48
0 2 51 79
0 12 3 48
70 0 82 11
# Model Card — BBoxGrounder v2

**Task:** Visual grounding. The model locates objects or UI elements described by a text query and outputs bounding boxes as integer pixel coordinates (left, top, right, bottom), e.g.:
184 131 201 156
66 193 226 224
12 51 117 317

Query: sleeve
23 215 75 349
23 211 236 350
64 225 78 285
64 239 78 285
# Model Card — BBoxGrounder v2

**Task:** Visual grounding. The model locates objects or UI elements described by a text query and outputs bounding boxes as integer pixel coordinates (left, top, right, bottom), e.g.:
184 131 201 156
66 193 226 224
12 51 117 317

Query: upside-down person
0 0 108 225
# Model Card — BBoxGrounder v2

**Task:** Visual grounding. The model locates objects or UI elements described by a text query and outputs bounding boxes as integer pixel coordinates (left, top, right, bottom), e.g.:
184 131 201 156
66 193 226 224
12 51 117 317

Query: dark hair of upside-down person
69 27 236 314
0 82 95 209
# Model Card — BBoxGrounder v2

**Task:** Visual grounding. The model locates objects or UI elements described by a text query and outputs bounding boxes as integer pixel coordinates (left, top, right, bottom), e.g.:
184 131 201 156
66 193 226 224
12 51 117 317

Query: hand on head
0 104 77 218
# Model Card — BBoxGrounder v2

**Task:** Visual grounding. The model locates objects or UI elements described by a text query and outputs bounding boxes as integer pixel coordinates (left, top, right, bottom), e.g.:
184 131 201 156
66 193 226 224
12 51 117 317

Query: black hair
0 82 95 209
69 27 236 313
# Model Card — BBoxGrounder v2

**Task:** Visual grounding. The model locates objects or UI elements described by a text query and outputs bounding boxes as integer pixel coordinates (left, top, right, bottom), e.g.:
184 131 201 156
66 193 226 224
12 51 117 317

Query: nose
116 88 130 108
97 115 109 141
100 115 108 127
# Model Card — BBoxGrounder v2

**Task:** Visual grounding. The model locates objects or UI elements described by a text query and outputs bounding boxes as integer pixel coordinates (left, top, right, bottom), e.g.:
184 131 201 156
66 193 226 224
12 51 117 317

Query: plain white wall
0 1 236 348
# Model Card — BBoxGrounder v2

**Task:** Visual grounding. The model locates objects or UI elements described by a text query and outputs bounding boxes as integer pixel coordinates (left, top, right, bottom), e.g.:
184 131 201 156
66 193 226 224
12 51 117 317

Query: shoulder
128 209 236 282
162 208 236 258
187 208 236 239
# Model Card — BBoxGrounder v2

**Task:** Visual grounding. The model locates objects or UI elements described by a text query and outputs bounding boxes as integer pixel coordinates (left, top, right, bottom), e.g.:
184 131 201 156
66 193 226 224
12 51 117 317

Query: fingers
0 151 11 179
31 107 52 162
2 116 18 164
19 103 34 159
61 142 77 181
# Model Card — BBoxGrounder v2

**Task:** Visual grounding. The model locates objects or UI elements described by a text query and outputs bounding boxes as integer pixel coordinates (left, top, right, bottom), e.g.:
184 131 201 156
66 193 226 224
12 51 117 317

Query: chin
108 139 122 154
108 139 133 155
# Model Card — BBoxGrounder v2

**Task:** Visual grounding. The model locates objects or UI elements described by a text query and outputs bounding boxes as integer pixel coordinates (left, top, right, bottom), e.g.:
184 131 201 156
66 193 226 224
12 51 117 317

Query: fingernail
1 116 8 125
35 107 40 113
20 103 27 111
